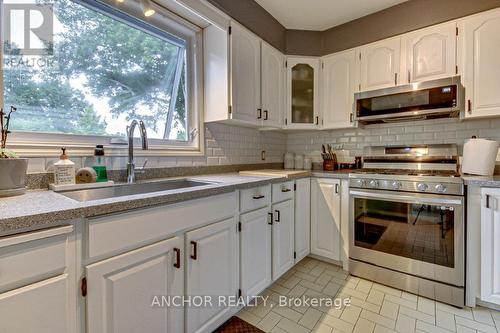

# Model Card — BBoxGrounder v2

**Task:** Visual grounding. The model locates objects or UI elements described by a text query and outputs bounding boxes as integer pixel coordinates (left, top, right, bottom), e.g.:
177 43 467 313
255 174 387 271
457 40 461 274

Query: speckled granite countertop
0 173 289 237
462 175 500 187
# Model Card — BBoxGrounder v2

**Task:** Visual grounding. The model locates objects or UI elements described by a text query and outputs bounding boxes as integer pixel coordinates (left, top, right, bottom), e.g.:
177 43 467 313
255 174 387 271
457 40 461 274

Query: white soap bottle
54 148 76 185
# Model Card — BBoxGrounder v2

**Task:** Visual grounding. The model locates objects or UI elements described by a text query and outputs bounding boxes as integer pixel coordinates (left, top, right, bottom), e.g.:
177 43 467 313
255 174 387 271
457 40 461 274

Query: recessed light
141 0 155 17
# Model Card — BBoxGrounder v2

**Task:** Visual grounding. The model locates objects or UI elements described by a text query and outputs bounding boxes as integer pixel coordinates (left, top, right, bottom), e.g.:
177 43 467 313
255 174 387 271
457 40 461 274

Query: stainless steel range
348 144 465 307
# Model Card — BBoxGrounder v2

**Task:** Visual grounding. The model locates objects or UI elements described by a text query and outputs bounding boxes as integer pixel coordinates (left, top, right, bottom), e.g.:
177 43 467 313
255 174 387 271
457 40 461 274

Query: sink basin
59 179 215 202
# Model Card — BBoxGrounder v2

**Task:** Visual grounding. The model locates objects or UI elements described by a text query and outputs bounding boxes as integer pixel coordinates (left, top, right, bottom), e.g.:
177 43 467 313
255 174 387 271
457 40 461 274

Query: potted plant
0 106 28 196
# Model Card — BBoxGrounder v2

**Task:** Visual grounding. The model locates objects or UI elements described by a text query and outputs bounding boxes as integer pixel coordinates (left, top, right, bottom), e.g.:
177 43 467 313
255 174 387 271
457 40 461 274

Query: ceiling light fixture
140 0 155 17
116 0 124 3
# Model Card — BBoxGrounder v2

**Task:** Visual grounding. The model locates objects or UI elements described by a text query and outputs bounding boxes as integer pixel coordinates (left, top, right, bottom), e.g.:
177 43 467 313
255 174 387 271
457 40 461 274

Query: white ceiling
255 0 408 31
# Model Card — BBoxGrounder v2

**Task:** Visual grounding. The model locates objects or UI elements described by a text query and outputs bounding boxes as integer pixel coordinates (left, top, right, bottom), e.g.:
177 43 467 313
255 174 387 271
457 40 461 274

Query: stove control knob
369 180 379 188
435 184 447 193
356 179 366 187
392 181 402 190
417 183 429 191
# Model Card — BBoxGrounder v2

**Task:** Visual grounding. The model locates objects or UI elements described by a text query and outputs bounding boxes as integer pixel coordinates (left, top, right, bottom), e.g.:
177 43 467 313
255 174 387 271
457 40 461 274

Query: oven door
349 189 464 287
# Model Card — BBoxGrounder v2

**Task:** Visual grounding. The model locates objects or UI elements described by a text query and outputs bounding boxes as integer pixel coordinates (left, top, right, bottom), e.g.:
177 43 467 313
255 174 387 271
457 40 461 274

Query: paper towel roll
462 138 499 176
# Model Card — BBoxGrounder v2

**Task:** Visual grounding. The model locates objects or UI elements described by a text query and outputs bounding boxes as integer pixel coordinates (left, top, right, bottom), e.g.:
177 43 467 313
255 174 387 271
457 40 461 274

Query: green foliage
3 0 187 139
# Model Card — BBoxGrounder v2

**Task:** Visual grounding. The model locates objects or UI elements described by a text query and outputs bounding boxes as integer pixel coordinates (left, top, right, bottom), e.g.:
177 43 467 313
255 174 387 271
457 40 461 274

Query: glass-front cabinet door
286 57 320 129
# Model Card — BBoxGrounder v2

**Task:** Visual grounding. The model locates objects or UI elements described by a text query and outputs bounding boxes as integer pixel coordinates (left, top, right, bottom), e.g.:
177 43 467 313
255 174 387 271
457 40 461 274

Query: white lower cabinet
480 188 500 305
0 274 73 333
86 236 184 333
240 207 272 297
311 178 341 261
0 225 75 333
295 178 311 262
272 199 295 280
185 218 239 333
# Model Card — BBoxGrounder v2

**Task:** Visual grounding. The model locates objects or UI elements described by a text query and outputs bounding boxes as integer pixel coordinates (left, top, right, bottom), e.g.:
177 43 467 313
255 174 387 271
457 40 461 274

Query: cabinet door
0 275 74 333
321 50 356 129
240 207 272 297
461 9 500 118
230 22 261 124
272 199 295 280
186 218 238 333
481 188 500 305
262 43 285 128
86 237 184 333
286 57 320 129
311 178 341 261
401 22 457 83
359 37 401 91
295 178 311 262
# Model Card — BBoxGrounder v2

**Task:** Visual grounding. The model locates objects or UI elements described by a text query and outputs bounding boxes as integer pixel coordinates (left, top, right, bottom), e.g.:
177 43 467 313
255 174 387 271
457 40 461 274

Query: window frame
0 0 204 157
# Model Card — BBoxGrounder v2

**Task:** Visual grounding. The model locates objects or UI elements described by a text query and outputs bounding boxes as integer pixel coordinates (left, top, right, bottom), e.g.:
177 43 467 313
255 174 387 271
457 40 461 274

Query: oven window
354 198 454 268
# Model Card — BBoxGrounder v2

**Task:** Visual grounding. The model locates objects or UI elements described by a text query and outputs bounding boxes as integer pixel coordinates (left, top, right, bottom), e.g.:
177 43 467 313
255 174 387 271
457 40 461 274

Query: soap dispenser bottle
54 147 75 185
92 145 108 182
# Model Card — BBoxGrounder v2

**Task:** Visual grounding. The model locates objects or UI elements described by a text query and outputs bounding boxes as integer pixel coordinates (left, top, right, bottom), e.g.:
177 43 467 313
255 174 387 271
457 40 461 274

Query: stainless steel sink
58 179 215 202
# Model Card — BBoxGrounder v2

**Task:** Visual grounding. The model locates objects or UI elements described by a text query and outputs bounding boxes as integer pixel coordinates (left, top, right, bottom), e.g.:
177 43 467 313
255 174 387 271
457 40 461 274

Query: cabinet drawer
240 185 271 213
87 192 236 260
272 181 294 203
0 226 73 293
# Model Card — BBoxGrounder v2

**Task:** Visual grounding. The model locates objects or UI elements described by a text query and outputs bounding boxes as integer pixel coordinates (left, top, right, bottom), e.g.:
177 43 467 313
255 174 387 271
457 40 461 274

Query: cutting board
239 169 311 178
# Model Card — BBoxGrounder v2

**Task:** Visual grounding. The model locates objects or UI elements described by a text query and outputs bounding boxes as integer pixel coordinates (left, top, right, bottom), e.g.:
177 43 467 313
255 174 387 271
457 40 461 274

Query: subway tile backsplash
23 117 500 174
25 123 287 174
287 117 500 163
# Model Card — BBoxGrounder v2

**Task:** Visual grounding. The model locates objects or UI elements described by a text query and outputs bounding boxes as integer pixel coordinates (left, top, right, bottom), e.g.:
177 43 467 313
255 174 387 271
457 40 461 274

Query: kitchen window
0 0 203 155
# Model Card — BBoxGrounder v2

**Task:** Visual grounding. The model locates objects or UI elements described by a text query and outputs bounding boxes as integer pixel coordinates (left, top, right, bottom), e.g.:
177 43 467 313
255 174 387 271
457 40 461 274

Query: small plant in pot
0 106 28 197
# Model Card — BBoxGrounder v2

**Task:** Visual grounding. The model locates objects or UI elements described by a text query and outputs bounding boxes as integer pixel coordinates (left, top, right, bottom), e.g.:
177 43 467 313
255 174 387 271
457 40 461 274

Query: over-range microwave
354 76 465 124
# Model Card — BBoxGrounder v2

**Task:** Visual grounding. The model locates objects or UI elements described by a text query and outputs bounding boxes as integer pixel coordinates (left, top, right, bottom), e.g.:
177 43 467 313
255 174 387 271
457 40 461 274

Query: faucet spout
126 119 148 184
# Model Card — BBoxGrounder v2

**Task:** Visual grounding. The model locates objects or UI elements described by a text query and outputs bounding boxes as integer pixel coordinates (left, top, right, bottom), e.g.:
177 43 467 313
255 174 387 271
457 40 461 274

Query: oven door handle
349 190 462 206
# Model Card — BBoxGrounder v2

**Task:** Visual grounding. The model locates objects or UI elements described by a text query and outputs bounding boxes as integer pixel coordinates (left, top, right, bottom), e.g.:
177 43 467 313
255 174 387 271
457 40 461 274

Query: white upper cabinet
480 188 500 305
311 178 341 261
230 22 262 125
321 50 357 129
261 43 285 128
460 8 500 118
401 22 457 83
359 37 401 91
286 57 320 129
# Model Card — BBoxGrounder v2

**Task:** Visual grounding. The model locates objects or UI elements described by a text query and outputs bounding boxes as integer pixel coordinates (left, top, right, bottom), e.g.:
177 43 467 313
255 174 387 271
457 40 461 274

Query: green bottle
92 145 108 182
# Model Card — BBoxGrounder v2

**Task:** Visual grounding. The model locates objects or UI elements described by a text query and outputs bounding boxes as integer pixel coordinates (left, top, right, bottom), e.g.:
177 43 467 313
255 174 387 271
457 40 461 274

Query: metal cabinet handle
268 212 273 225
281 188 291 193
486 194 491 209
468 100 472 114
174 248 181 268
275 210 281 222
190 241 197 260
264 110 268 120
335 184 339 194
252 194 265 199
350 113 353 123
257 108 262 119
394 73 398 85
408 70 411 83
315 116 319 125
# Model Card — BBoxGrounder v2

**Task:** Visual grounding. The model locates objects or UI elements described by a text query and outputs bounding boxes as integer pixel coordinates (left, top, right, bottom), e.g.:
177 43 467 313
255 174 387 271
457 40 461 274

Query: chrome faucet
126 120 149 183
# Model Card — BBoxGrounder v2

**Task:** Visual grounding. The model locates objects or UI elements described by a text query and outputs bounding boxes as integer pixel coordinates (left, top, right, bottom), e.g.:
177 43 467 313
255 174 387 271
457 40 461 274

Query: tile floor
236 258 500 333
